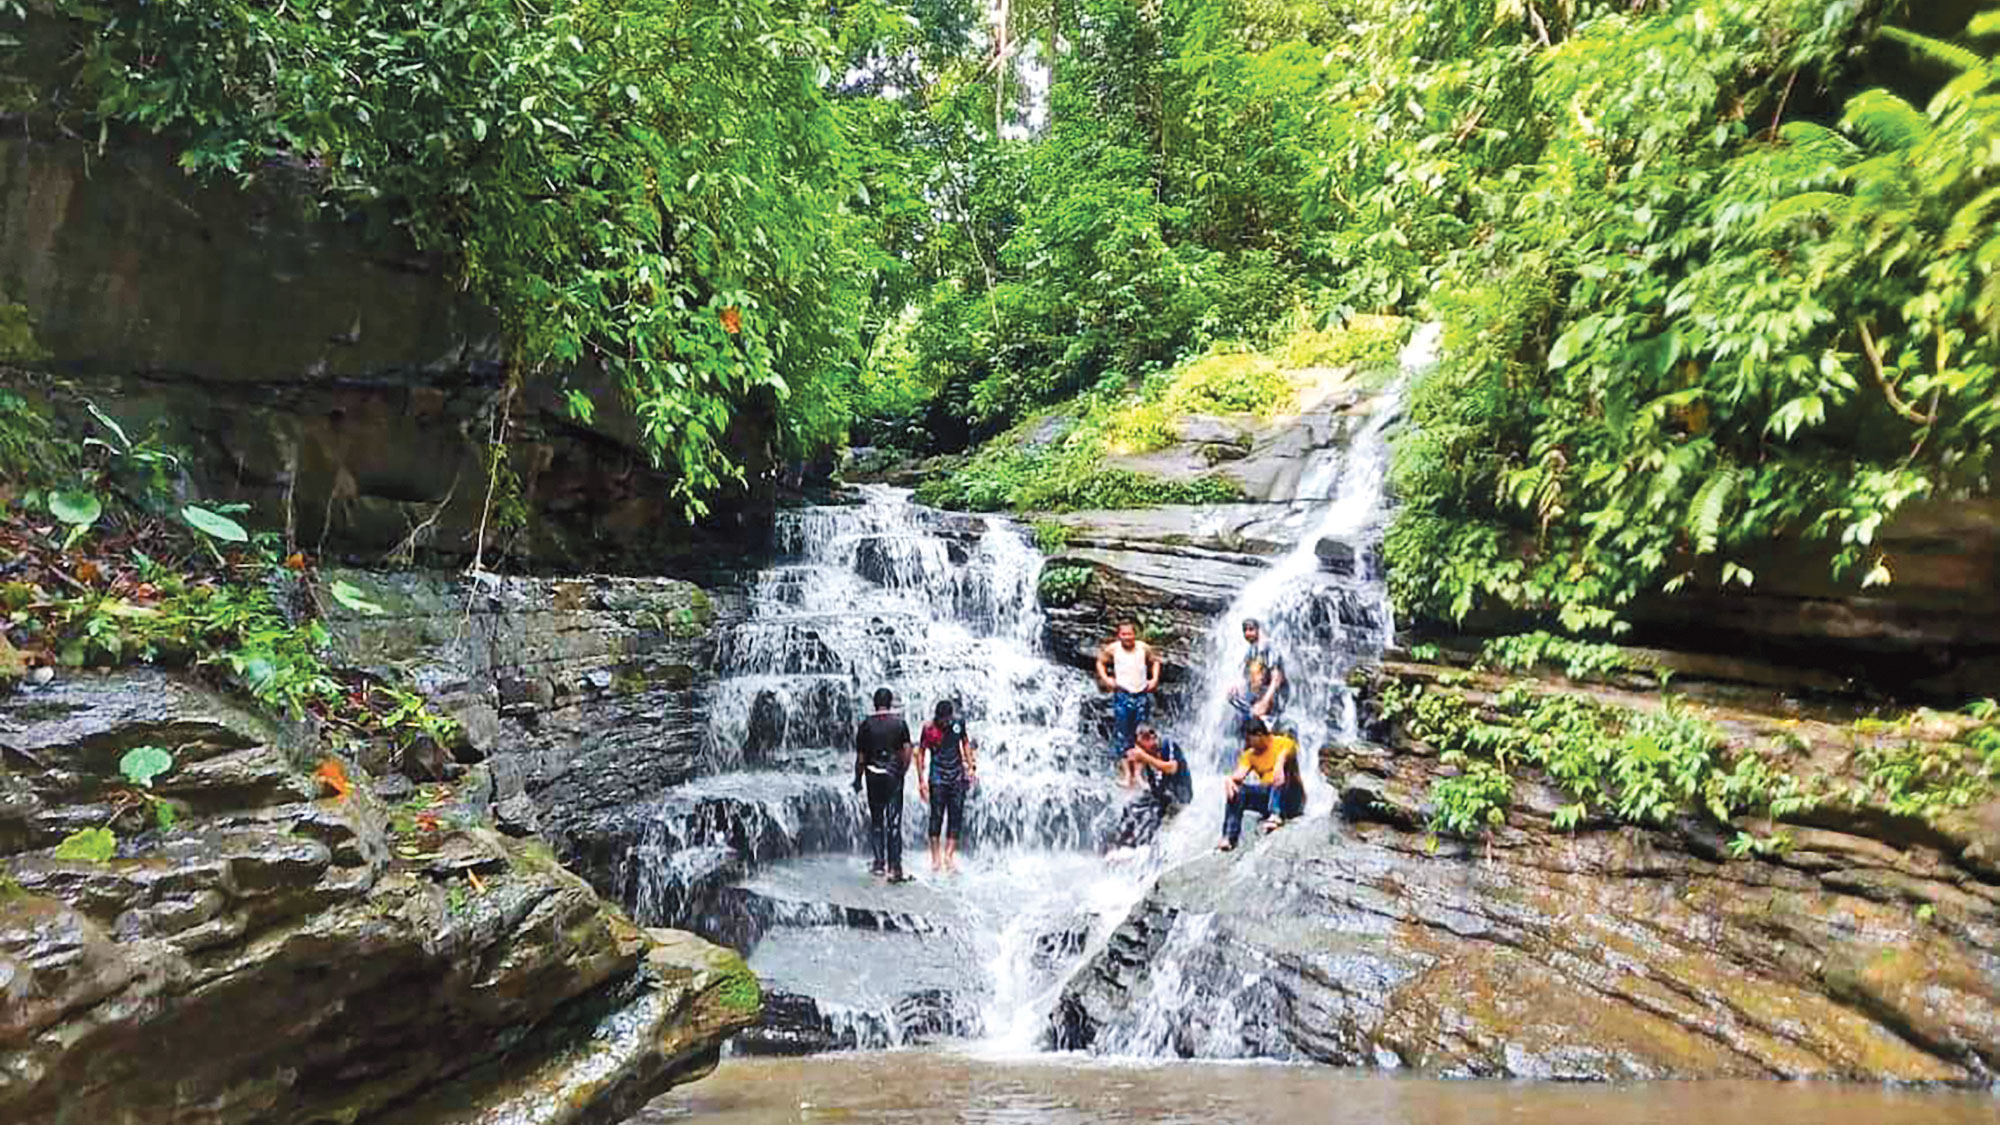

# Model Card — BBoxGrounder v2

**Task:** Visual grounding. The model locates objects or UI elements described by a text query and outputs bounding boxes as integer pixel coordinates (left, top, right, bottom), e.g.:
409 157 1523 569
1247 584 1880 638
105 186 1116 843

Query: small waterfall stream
616 327 1434 1058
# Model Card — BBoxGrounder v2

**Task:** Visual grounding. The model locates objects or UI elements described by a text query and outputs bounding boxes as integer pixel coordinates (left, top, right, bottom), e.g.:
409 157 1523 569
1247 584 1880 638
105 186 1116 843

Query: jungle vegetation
8 0 1997 630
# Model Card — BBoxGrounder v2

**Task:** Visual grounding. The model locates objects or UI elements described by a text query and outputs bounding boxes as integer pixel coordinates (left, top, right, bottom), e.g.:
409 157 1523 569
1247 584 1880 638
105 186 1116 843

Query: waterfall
615 326 1434 1056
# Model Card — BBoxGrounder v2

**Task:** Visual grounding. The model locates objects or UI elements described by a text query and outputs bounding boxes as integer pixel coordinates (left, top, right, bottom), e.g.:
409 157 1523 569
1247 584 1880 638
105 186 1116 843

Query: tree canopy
13 0 1998 627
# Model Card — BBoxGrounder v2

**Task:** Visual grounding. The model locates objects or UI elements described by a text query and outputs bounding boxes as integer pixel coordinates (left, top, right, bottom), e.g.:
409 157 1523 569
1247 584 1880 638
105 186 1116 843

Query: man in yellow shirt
1220 717 1297 851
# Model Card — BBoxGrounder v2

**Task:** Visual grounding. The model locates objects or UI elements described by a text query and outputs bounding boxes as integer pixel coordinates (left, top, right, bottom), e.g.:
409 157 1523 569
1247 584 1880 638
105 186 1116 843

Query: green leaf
119 745 175 788
182 504 249 543
49 491 102 527
53 827 117 863
86 402 133 452
328 579 387 616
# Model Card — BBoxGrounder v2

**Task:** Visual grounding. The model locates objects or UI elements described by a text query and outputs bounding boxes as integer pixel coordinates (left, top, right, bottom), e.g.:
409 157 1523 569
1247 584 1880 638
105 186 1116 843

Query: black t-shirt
855 713 911 774
1145 739 1194 806
925 718 970 787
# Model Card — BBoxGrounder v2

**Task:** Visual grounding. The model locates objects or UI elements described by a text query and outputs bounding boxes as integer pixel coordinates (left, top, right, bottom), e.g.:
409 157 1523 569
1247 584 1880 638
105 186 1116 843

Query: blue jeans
1222 781 1282 845
1110 690 1151 761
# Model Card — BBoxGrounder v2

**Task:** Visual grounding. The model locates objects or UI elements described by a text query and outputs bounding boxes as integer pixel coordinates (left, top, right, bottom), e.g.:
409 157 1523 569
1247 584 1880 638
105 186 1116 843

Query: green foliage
714 954 763 1013
1099 347 1299 454
47 491 100 529
118 745 174 788
1479 631 1650 682
181 504 248 544
36 0 874 514
1379 678 1827 839
0 389 59 489
1036 564 1093 607
1387 676 2000 844
1429 756 1512 837
328 580 387 617
919 327 1372 513
52 827 117 863
0 302 50 363
1031 520 1073 555
1380 4 2000 628
916 410 1243 512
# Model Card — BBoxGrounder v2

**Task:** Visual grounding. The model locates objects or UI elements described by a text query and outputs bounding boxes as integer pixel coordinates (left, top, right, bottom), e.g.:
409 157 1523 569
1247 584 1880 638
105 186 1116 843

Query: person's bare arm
1256 663 1284 713
1144 646 1162 693
1095 644 1116 691
1127 747 1175 773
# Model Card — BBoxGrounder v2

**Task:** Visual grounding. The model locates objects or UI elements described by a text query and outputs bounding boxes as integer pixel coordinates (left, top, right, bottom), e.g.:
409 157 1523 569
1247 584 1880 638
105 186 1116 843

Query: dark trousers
1222 781 1281 845
927 780 967 840
1110 690 1151 760
865 769 904 874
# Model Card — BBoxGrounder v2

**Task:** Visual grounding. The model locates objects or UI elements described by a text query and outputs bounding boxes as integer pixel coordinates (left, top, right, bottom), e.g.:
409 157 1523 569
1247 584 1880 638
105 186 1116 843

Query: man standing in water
852 687 913 883
1096 620 1161 788
915 699 977 875
1219 716 1298 851
1227 617 1287 724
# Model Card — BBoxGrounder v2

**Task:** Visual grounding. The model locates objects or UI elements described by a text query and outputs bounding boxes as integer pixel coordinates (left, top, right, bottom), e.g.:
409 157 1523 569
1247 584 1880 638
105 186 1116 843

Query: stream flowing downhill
609 328 1438 1063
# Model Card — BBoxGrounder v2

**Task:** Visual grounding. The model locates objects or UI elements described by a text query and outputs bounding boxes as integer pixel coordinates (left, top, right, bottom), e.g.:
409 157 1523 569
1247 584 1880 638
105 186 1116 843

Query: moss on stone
711 951 761 1015
0 303 49 364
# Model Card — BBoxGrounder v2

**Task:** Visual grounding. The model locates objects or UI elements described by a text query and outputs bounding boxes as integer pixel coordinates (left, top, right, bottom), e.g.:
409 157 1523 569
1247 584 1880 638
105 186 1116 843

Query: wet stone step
736 926 987 1053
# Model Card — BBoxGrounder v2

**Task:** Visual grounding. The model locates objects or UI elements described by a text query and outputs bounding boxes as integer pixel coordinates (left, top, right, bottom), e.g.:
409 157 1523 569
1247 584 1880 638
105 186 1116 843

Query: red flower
719 306 742 334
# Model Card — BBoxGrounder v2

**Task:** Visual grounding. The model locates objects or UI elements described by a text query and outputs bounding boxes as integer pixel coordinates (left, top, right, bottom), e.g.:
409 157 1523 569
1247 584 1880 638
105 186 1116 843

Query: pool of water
636 1052 1999 1125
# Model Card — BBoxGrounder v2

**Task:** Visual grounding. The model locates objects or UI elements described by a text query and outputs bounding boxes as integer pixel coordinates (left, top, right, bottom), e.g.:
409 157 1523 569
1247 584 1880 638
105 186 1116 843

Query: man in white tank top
1095 621 1161 788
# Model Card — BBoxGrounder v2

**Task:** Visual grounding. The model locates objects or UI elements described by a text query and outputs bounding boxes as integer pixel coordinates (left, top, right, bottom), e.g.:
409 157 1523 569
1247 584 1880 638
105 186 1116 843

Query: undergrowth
0 395 461 859
1380 678 2000 854
920 322 1397 513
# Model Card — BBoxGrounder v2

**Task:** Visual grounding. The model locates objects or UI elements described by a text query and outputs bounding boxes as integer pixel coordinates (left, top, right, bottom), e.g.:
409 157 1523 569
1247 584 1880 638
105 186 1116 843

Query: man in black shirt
853 686 913 883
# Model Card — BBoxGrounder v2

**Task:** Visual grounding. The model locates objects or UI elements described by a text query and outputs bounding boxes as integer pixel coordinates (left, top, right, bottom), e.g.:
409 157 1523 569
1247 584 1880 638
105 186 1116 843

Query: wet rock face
1054 689 2000 1081
0 125 775 572
0 670 758 1125
317 569 733 861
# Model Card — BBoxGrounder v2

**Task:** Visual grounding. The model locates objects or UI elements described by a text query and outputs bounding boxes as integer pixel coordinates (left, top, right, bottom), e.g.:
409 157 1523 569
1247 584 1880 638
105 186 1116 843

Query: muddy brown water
637 1052 1999 1124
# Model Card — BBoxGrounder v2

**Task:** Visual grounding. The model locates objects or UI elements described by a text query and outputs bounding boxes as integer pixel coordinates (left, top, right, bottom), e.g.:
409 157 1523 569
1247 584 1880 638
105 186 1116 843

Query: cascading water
1065 322 1439 1059
614 325 1436 1059
618 487 1123 1049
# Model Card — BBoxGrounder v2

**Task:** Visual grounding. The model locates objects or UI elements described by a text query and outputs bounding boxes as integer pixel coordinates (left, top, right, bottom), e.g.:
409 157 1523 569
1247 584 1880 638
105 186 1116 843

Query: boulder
0 670 757 1124
315 569 733 861
1053 664 2000 1080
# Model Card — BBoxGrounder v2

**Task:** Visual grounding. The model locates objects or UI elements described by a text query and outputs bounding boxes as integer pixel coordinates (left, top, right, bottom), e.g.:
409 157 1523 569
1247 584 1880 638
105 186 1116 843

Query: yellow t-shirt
1236 735 1297 786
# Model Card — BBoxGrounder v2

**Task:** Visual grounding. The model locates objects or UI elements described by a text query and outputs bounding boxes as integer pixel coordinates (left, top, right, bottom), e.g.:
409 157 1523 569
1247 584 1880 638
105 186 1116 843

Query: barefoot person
852 687 913 883
1219 717 1298 851
915 699 977 874
1096 621 1161 788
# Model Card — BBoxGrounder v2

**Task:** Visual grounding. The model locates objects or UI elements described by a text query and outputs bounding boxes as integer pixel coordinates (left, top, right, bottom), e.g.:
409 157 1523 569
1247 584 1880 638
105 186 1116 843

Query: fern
1881 26 1987 78
1687 465 1739 557
1840 88 1930 152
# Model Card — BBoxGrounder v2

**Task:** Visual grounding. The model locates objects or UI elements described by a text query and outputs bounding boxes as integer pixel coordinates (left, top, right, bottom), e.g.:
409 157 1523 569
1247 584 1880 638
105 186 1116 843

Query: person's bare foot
1216 840 1235 852
1262 817 1284 834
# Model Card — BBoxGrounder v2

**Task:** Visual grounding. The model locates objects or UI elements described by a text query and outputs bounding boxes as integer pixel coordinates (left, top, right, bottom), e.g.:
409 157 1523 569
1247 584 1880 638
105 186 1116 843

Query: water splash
617 321 1435 1056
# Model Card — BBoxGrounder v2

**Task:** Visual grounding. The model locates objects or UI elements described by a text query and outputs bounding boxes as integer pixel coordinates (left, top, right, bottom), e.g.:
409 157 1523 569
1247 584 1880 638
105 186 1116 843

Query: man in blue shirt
1109 724 1192 849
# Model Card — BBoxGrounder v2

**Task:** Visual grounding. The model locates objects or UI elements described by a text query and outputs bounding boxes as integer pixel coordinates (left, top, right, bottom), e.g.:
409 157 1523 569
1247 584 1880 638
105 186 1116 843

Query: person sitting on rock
1220 716 1298 851
1226 617 1288 725
1107 723 1193 852
915 698 977 875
